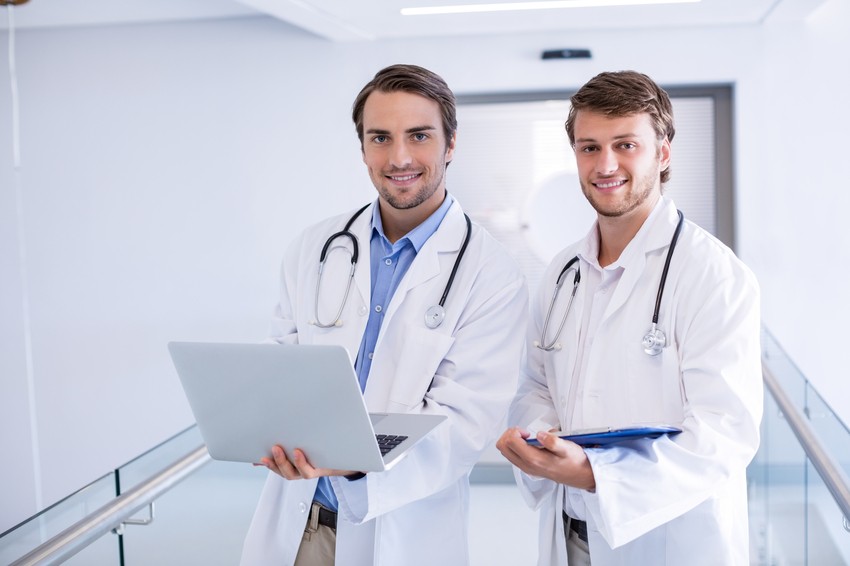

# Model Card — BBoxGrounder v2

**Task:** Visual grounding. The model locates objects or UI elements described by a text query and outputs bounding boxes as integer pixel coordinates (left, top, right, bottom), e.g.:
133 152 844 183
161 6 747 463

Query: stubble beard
581 161 660 219
378 160 447 211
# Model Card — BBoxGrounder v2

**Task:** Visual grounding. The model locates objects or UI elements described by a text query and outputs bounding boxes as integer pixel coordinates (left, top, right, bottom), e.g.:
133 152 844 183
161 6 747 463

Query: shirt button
385 258 392 265
368 352 374 360
375 305 382 313
299 502 307 513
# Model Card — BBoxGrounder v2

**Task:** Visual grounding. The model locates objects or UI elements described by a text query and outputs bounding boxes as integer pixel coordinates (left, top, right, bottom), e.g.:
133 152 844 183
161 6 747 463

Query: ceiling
0 0 825 41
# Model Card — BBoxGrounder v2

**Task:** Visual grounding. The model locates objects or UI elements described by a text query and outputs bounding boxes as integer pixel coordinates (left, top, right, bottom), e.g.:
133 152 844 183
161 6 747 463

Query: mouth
386 172 422 184
593 179 627 190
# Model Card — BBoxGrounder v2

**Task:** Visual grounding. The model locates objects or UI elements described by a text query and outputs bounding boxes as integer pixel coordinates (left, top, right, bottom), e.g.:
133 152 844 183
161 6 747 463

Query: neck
379 189 446 243
596 195 660 267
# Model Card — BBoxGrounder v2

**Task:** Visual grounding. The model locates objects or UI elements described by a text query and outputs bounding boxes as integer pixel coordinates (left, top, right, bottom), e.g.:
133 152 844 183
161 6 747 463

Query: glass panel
0 472 119 565
119 459 267 564
752 328 850 565
749 388 807 565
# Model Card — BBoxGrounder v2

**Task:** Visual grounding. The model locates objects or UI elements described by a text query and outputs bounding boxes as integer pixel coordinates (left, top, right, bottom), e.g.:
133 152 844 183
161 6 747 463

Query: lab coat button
560 396 567 407
358 306 367 316
299 502 307 513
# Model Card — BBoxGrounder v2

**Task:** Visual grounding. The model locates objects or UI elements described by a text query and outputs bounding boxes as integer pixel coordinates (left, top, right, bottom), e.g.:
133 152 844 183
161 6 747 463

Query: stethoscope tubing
537 209 684 353
314 202 471 329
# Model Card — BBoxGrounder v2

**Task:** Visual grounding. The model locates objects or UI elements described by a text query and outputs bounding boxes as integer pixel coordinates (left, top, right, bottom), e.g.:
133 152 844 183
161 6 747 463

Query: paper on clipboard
525 424 682 447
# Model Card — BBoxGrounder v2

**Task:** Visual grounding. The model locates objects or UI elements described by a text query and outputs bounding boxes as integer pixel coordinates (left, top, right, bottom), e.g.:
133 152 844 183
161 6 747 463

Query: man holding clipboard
497 71 762 565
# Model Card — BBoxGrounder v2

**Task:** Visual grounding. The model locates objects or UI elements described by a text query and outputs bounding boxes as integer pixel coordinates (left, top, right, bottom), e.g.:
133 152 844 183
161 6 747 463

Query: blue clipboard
525 424 682 447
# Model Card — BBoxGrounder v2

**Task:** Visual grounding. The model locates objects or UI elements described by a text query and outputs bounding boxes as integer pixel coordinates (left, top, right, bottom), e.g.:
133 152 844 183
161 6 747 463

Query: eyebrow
574 133 640 144
365 125 437 135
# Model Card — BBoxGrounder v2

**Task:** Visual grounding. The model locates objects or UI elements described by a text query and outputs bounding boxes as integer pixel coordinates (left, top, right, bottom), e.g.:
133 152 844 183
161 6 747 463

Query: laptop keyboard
376 434 408 456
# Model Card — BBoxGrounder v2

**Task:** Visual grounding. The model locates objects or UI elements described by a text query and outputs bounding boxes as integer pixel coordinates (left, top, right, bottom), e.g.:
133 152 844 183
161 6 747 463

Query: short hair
565 71 675 184
352 64 457 147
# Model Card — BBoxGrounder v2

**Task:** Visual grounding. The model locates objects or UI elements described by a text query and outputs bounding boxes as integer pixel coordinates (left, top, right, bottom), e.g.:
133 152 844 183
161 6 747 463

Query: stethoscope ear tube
650 209 684 325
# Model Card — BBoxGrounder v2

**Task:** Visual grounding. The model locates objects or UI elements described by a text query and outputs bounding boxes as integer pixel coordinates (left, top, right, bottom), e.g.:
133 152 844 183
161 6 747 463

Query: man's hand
257 445 357 480
496 427 596 491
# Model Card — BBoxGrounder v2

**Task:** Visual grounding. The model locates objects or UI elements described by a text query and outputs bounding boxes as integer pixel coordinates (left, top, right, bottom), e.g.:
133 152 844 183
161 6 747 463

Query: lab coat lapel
601 199 679 324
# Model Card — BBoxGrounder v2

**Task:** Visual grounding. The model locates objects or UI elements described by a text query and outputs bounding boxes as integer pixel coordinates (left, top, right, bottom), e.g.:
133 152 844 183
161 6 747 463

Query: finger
497 427 531 451
500 435 546 473
272 445 302 480
536 431 571 455
292 449 319 479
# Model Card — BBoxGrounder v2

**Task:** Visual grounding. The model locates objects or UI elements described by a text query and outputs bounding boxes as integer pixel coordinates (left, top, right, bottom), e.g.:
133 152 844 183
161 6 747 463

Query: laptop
168 341 447 472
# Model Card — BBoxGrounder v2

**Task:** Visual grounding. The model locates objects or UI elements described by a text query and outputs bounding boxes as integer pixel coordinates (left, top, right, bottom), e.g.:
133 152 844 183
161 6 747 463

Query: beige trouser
563 515 592 566
293 503 336 566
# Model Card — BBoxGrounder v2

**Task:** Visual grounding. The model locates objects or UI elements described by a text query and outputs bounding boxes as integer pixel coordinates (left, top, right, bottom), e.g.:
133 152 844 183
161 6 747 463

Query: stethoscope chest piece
424 305 446 329
642 324 666 356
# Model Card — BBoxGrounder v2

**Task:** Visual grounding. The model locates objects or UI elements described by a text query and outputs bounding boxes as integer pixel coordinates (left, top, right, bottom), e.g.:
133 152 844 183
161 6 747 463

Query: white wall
740 0 850 426
0 3 846 533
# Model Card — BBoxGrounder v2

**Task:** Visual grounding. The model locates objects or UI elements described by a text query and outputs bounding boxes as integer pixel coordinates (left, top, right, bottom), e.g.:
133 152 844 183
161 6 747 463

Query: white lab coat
510 197 762 566
240 200 528 566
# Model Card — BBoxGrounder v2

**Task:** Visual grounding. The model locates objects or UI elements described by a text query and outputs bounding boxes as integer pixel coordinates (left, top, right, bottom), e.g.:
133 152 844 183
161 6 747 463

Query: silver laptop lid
168 342 445 472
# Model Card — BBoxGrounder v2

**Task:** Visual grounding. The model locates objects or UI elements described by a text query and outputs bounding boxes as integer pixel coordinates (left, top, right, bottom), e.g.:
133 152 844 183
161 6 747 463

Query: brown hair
565 71 675 183
352 64 457 148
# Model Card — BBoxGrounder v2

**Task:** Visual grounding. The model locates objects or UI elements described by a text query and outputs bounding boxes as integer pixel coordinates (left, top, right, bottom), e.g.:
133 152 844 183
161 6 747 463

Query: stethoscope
313 203 472 330
535 210 685 356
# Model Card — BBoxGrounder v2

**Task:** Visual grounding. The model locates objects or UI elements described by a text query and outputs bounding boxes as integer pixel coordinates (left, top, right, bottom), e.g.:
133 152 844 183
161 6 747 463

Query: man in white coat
496 71 762 565
240 64 527 566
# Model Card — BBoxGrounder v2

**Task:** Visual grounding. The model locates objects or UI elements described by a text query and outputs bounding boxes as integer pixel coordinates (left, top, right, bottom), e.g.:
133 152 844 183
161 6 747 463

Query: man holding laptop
239 64 527 565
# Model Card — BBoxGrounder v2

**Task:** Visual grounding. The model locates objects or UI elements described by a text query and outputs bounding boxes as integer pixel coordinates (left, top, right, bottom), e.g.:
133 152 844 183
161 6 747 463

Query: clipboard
525 424 682 447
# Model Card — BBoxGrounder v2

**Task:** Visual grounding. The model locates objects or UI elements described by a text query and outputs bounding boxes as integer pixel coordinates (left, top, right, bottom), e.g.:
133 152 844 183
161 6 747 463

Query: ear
658 137 671 170
445 131 457 162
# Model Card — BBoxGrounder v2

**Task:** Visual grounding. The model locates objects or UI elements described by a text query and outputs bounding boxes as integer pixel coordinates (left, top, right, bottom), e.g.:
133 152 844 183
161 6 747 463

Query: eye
371 135 389 144
412 132 429 142
578 145 597 153
619 142 637 150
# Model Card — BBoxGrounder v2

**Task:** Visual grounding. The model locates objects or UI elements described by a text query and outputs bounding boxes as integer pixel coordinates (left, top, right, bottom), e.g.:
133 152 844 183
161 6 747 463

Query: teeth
596 180 625 189
391 174 418 181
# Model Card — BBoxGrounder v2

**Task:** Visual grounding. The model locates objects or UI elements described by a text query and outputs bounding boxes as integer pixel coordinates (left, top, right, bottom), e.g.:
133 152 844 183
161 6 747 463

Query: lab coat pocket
626 344 685 425
386 324 455 410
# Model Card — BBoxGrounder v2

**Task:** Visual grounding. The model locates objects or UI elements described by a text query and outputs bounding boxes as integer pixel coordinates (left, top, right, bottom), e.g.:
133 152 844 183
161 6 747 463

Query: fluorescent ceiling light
402 0 700 16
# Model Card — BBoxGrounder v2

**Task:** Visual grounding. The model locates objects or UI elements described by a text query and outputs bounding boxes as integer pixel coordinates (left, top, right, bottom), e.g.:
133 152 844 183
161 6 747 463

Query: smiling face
361 90 456 219
572 110 670 223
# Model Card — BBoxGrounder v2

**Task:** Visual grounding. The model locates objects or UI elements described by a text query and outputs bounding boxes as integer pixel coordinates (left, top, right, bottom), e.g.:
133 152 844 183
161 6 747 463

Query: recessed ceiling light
402 0 700 16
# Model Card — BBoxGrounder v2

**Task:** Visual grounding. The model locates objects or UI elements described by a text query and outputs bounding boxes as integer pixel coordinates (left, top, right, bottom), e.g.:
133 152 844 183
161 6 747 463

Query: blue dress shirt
314 194 454 512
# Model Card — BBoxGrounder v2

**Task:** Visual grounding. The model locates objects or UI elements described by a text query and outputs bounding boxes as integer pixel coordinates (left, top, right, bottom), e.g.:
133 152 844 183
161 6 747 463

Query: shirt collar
577 195 667 271
370 192 455 253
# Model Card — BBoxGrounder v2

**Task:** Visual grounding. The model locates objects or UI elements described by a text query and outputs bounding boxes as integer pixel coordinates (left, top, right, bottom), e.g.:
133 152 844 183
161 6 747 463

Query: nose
595 148 618 175
389 140 413 169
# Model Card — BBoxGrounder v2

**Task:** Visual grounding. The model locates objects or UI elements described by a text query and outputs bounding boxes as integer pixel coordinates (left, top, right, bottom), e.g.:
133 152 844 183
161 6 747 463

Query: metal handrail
10 445 211 566
762 361 850 528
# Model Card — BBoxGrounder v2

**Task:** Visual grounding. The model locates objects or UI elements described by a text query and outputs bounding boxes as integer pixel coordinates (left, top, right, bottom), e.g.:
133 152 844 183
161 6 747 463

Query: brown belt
563 511 588 543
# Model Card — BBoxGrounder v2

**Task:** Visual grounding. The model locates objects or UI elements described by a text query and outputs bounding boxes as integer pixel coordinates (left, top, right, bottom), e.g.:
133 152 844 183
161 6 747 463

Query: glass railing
748 328 850 565
3 328 849 565
0 471 119 565
0 426 264 565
